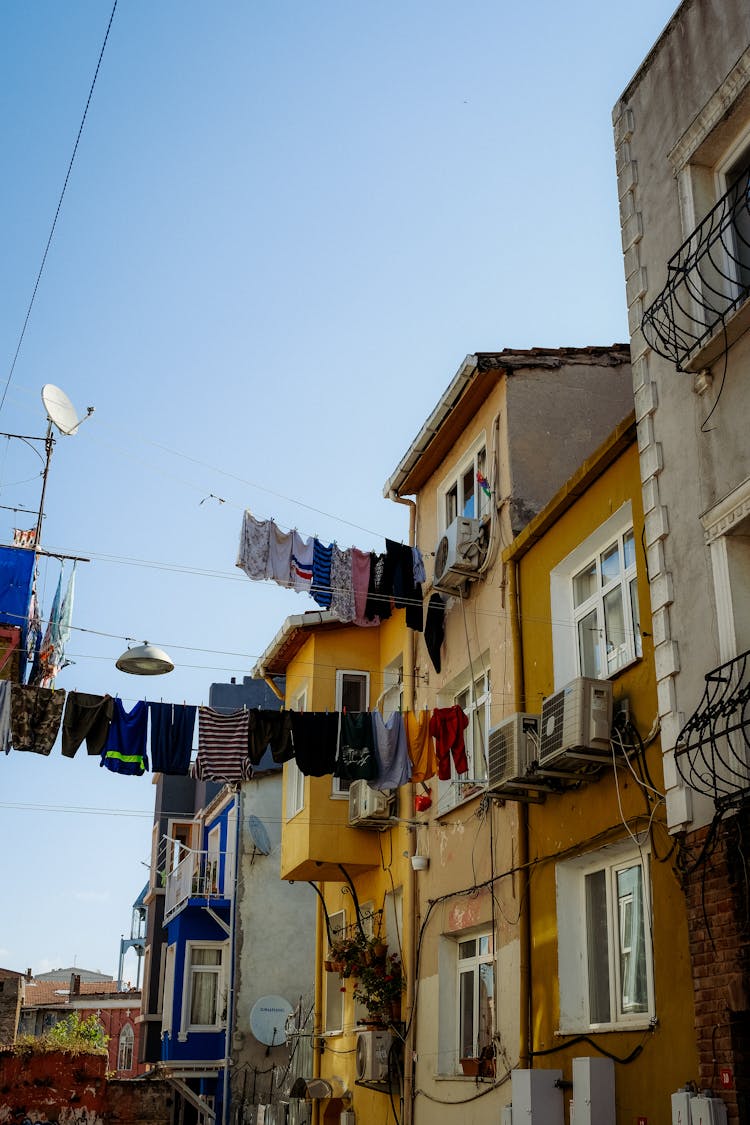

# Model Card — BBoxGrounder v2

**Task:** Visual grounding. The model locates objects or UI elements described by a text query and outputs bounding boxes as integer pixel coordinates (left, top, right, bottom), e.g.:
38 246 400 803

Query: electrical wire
0 1 119 416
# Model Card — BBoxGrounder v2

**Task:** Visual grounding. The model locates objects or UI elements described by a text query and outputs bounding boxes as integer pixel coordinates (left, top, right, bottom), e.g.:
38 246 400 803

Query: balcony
674 648 750 808
164 848 233 924
641 165 750 371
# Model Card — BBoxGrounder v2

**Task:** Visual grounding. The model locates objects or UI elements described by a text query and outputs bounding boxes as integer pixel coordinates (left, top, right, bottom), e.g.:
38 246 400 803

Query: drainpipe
387 491 417 1125
222 785 242 1124
508 560 531 1068
312 889 324 1125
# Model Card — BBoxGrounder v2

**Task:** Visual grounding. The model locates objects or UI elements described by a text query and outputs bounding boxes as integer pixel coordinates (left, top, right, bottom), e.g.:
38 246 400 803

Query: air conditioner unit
433 517 483 592
487 713 540 790
539 678 613 770
356 1028 393 1082
348 779 391 828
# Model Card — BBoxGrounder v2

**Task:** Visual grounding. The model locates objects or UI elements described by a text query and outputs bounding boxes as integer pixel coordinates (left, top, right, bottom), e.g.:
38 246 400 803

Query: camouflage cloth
11 684 66 755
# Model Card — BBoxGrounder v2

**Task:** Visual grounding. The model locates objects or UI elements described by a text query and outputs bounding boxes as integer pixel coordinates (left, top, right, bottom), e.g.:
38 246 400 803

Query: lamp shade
116 642 174 675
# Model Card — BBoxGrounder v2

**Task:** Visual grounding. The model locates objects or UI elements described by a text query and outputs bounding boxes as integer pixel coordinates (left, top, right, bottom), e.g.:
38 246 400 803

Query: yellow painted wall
517 440 698 1122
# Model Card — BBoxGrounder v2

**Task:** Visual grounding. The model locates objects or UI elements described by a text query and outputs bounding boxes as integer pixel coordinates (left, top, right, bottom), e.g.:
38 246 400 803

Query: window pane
190 970 218 1024
459 971 475 1056
585 869 611 1023
341 673 367 711
578 609 601 678
191 948 221 966
623 529 636 570
478 934 493 957
630 576 642 658
458 939 476 959
573 561 597 606
600 541 620 584
478 963 494 1052
604 587 627 672
462 466 476 518
446 485 458 526
617 865 648 1014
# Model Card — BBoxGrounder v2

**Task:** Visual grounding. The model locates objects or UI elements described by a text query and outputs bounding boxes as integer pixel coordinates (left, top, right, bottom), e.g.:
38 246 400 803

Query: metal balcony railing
164 849 230 923
674 649 750 807
641 165 750 370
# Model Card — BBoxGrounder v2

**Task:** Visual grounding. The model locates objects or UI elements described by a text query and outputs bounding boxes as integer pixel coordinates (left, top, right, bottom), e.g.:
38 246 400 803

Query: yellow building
503 415 698 1122
253 608 413 1124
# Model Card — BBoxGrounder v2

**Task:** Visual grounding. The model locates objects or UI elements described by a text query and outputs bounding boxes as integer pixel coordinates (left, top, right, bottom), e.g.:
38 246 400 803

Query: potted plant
459 1043 495 1078
353 953 404 1024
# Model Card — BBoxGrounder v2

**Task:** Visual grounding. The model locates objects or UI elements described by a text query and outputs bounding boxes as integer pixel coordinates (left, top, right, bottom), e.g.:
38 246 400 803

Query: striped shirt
192 707 252 782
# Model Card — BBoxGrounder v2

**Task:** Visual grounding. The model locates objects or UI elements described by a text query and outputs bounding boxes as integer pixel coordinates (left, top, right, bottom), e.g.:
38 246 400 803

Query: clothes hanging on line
329 545 355 623
10 684 66 755
424 594 446 674
101 699 149 776
335 711 378 782
290 532 314 592
404 710 437 781
310 540 333 609
0 681 12 754
429 705 469 780
352 548 375 627
268 523 293 585
289 711 339 776
371 711 411 790
247 709 294 765
149 702 196 775
237 511 272 581
62 692 114 758
192 707 253 782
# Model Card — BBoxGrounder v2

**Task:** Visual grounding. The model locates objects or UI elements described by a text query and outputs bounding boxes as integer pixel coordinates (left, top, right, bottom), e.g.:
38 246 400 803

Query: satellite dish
249 995 293 1046
41 384 82 435
247 815 272 855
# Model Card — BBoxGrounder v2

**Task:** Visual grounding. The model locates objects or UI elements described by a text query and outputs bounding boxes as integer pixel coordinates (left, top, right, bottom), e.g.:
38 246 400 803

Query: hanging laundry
237 510 272 581
329 545 355 623
24 584 42 685
29 569 62 688
335 712 378 782
0 681 11 754
371 711 411 790
364 552 392 622
424 594 446 673
101 699 149 775
351 548 375 627
247 709 294 765
192 707 252 782
290 531 314 592
429 705 469 780
290 711 339 776
310 540 333 609
0 545 35 632
404 710 437 782
412 545 426 585
10 684 66 755
62 692 114 758
54 562 76 674
149 702 196 775
386 539 424 632
268 523 293 585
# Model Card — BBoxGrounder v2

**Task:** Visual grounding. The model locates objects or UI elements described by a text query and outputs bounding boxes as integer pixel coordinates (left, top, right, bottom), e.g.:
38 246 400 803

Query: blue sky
0 1 677 980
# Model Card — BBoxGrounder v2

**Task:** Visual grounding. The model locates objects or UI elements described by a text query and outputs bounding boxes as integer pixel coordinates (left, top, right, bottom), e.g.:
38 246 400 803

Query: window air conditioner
356 1028 393 1082
348 779 391 829
538 678 613 770
487 713 540 791
433 517 483 593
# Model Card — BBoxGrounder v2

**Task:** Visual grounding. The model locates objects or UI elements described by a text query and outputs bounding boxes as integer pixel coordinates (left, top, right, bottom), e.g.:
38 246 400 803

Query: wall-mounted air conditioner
356 1028 393 1082
433 517 483 593
487 713 540 791
539 678 613 770
348 780 391 829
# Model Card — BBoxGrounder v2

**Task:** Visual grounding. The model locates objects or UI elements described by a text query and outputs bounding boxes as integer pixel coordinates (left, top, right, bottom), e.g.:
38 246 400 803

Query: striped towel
192 707 252 782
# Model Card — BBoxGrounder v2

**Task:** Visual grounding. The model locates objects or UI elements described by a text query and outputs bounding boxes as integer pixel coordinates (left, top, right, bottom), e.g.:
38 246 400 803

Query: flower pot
460 1057 495 1078
373 942 387 959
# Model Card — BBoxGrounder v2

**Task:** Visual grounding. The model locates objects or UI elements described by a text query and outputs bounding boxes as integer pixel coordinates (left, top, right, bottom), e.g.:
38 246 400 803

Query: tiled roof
21 979 137 1008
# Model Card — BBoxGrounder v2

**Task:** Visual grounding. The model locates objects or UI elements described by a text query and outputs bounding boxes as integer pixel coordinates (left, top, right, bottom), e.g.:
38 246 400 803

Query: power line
0 0 118 416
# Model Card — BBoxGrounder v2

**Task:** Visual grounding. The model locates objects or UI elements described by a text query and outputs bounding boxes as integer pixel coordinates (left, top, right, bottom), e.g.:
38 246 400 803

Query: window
440 439 488 532
161 943 176 1038
180 942 227 1036
379 658 403 717
703 478 750 662
206 826 221 895
436 668 491 814
324 910 346 1033
332 670 370 797
117 1023 134 1071
551 503 641 689
286 690 307 819
457 932 495 1061
557 843 653 1031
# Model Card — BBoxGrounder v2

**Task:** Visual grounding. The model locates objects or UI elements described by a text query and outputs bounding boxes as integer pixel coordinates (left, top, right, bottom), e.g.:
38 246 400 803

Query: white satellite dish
247 815 272 856
249 995 293 1047
41 383 83 435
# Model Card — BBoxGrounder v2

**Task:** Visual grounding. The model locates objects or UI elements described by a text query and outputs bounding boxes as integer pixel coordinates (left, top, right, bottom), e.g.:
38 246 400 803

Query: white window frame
379 657 403 717
702 476 750 662
161 943 176 1038
438 435 489 534
117 1022 134 1071
324 910 346 1034
556 841 654 1033
286 689 307 820
179 940 228 1040
436 666 491 815
437 927 495 1075
332 670 370 798
550 502 641 690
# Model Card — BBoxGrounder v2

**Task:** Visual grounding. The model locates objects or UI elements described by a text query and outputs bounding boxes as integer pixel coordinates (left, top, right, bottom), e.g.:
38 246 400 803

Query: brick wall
682 807 750 1124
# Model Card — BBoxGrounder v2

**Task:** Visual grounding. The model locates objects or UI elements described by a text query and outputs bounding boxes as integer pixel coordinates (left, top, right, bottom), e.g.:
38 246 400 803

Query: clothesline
1 680 471 790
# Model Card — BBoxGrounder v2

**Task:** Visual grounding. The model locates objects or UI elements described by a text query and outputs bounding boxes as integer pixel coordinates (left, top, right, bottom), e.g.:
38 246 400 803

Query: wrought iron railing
641 165 750 370
164 848 230 922
674 649 750 806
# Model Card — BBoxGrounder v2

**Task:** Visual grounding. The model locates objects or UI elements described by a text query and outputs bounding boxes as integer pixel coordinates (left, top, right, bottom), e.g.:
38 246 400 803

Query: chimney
70 973 81 996
25 968 32 980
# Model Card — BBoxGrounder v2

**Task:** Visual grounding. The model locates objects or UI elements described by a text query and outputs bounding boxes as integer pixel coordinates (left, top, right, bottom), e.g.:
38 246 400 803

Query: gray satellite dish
248 815 272 855
249 995 293 1046
41 384 82 435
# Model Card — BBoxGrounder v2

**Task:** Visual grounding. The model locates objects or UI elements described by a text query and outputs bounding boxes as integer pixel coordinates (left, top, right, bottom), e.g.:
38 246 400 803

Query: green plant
13 1013 109 1057
353 953 404 1021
